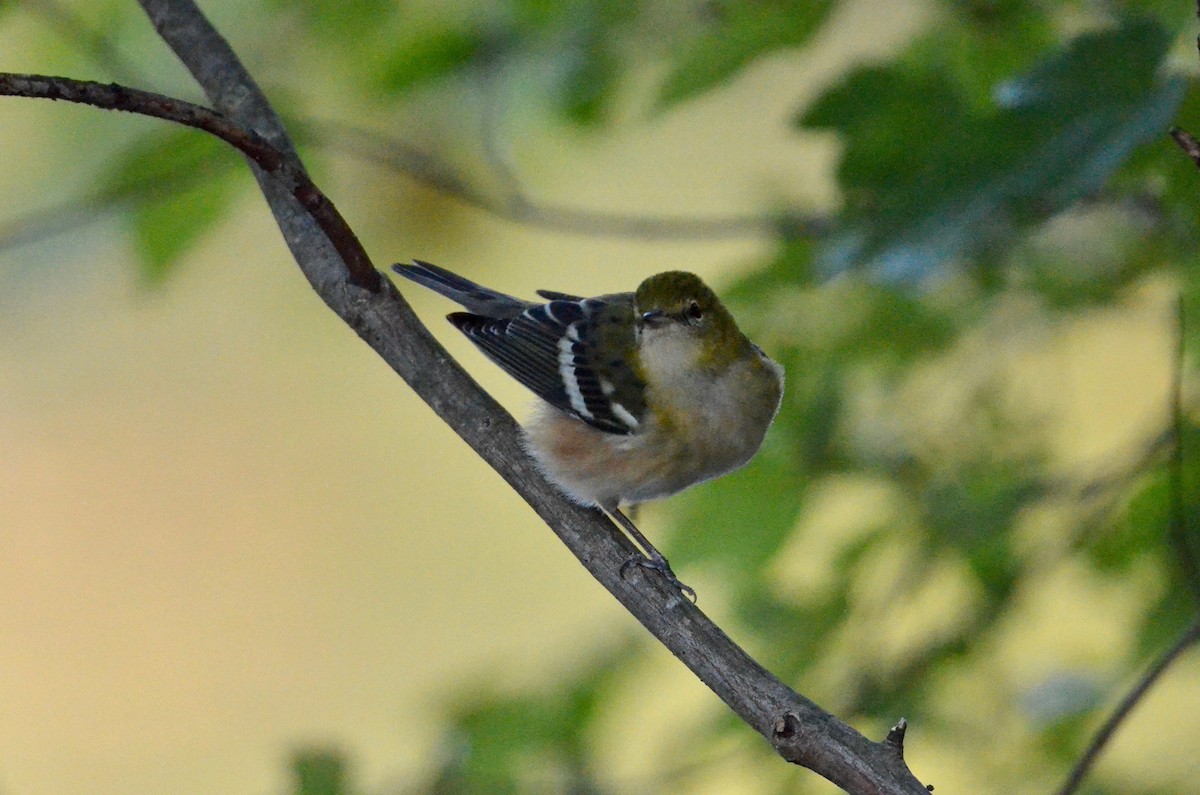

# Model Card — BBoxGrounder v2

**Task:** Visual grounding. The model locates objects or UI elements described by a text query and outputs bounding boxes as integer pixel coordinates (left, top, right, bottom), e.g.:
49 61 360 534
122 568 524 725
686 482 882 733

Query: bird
393 260 784 599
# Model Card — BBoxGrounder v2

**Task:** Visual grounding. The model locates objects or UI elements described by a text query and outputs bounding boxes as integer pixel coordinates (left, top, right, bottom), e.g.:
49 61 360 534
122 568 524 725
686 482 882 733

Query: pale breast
523 334 783 509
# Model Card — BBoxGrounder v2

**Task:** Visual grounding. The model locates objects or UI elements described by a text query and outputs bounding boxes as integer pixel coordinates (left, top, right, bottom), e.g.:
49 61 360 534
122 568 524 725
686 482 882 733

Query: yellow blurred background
2 2 1198 794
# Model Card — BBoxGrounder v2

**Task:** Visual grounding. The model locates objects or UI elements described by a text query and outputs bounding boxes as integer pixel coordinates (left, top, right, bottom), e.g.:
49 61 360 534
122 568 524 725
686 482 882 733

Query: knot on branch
772 712 800 740
769 711 816 768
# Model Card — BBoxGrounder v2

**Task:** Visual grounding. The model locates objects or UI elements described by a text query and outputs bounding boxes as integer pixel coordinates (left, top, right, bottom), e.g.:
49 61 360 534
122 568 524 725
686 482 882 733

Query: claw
619 553 697 602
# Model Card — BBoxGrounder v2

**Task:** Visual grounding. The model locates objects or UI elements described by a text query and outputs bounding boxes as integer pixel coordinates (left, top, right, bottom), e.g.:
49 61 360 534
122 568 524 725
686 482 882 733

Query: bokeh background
3 1 1200 793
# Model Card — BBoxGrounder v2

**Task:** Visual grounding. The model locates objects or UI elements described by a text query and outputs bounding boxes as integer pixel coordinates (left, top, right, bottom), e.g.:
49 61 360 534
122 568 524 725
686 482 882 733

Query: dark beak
641 309 666 327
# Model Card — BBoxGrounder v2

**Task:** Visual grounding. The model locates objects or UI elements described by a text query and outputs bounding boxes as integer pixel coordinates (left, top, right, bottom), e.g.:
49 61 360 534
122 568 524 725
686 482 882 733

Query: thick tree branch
0 2 929 791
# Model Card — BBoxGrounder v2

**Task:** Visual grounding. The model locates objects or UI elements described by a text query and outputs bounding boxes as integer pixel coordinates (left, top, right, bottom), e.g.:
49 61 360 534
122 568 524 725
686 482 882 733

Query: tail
392 260 532 318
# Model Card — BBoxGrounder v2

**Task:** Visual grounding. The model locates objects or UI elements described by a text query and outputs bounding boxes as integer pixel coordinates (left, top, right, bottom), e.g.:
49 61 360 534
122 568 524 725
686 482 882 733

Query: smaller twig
0 73 381 291
883 718 908 756
479 60 529 210
1170 126 1200 168
1055 616 1200 795
1169 293 1200 601
308 121 832 242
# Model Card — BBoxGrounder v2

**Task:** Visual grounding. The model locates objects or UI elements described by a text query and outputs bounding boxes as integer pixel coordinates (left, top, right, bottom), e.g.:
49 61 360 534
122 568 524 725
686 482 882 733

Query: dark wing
449 295 646 435
536 288 586 302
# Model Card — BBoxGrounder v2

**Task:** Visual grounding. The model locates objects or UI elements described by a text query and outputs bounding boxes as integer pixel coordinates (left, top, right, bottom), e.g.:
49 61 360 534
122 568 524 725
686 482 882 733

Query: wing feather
449 295 646 434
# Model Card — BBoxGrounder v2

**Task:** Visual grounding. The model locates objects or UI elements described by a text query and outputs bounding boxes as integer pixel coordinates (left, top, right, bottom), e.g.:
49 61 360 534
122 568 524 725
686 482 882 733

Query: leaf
1134 581 1196 661
1093 471 1169 574
101 129 237 282
264 0 395 39
103 127 232 198
918 460 1041 600
427 641 638 793
290 749 349 795
557 34 619 126
799 16 1186 285
658 0 835 109
131 176 233 283
377 27 489 95
912 0 1056 107
539 0 636 126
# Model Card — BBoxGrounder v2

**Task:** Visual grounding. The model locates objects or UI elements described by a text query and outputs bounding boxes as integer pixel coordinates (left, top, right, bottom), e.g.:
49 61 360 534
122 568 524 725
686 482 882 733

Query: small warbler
393 261 784 598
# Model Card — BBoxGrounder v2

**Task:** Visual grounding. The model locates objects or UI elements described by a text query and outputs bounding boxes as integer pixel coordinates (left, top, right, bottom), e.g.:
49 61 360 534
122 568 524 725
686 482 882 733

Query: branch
0 2 929 792
307 121 831 241
0 73 380 292
18 0 828 245
1162 149 1200 601
1054 616 1200 795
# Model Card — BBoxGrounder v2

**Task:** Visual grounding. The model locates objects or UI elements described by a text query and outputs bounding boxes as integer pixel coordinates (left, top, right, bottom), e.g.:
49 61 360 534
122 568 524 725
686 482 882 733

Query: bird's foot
619 553 696 602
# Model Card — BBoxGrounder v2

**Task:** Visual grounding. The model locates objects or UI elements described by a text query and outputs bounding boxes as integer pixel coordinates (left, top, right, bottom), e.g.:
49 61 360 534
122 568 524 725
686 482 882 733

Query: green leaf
103 127 232 198
377 28 488 95
1135 581 1196 660
265 0 394 39
916 0 1056 107
130 176 233 283
917 460 1041 600
101 129 237 282
799 17 1185 284
290 749 349 795
658 0 835 108
1095 471 1170 574
539 0 636 125
427 641 637 793
558 36 619 126
739 584 853 677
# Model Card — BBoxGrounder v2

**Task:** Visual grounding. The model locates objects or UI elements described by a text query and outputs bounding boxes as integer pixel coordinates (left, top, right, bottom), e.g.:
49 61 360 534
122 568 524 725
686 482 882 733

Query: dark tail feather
391 260 529 316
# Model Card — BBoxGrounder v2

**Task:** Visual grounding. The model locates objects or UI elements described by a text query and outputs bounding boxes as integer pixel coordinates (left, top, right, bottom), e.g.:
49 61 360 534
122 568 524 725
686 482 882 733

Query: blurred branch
11 0 828 250
479 60 527 211
0 73 381 290
0 118 827 257
21 0 144 84
1170 293 1200 602
1054 616 1200 795
0 2 929 793
308 120 830 241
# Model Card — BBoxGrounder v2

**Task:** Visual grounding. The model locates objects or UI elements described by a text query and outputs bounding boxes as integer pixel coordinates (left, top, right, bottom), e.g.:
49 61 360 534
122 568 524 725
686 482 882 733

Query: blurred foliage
99 127 241 282
21 0 1200 793
290 748 353 795
655 0 836 108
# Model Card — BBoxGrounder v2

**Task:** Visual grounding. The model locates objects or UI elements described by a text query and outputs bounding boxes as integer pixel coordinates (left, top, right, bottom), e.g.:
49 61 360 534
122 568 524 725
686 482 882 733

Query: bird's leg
609 507 696 602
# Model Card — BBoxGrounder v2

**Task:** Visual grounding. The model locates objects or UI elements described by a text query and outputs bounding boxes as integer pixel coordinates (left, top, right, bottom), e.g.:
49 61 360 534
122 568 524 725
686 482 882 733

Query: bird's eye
686 300 703 322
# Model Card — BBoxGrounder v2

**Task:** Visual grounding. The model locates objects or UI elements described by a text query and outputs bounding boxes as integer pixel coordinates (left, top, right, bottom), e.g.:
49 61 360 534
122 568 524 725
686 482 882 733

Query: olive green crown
635 271 748 367
635 271 719 316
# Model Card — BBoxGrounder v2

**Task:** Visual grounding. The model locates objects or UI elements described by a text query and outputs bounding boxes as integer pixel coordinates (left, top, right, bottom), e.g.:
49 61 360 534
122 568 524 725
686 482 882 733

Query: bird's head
634 271 745 368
